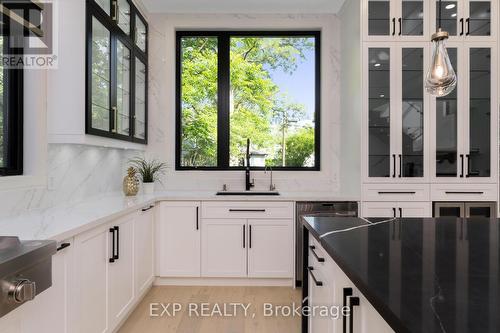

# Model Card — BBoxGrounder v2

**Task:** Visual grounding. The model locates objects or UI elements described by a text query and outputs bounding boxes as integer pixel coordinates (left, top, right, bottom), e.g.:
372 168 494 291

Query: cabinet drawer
362 184 430 201
430 184 498 201
202 201 294 219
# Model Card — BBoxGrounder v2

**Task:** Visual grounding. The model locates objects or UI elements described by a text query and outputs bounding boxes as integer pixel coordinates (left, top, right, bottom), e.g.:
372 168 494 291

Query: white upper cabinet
363 43 429 183
364 0 497 42
430 0 497 42
364 0 429 41
430 42 498 183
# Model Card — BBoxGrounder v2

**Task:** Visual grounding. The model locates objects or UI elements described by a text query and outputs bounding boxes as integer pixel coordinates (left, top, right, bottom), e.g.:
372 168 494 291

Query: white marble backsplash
0 144 142 218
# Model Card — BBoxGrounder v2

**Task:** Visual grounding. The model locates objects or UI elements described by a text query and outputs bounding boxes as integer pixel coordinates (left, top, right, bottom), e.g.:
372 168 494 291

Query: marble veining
303 216 500 333
0 144 142 219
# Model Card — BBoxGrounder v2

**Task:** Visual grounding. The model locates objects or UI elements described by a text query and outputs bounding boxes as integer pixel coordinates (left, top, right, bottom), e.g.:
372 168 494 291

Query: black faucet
245 138 254 191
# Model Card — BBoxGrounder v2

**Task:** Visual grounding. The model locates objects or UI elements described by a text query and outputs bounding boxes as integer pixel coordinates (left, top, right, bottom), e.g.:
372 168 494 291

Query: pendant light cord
438 0 442 29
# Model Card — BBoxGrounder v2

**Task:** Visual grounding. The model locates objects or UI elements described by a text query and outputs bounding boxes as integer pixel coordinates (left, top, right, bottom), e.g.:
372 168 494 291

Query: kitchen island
302 216 500 333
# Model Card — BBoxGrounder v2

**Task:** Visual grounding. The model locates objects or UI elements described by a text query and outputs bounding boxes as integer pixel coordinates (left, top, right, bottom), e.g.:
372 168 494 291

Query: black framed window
176 31 321 171
0 36 23 176
86 0 148 144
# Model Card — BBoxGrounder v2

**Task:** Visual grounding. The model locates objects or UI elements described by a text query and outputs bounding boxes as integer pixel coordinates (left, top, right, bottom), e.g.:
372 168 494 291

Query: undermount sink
216 191 280 196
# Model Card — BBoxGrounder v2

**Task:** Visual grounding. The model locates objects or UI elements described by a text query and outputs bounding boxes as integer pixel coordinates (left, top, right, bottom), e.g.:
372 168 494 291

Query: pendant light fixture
425 0 457 97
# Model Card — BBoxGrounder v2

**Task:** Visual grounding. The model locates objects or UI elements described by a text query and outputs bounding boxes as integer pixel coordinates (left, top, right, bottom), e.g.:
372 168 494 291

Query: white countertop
0 191 359 241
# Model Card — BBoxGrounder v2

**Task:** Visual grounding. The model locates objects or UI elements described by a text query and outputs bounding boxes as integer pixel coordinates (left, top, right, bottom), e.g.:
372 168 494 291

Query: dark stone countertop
302 216 500 333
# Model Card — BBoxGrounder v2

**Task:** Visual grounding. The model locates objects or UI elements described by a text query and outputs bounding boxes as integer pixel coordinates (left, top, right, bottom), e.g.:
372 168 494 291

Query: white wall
339 0 362 197
147 13 344 195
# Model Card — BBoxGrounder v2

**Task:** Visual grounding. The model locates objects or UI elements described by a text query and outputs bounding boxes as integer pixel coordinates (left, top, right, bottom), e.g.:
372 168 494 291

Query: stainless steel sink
216 191 280 196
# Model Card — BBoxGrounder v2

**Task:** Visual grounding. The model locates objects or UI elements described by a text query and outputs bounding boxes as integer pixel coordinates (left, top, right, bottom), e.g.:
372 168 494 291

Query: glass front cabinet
363 44 429 182
363 0 429 41
364 0 497 42
86 0 148 144
431 43 498 183
430 0 497 42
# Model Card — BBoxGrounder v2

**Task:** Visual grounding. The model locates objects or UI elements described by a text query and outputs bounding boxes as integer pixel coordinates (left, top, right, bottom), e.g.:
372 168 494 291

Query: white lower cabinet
201 202 294 279
20 238 75 333
135 206 155 294
74 224 109 333
362 201 431 218
247 219 293 278
157 202 201 277
201 219 247 277
108 215 135 329
309 238 394 333
73 206 154 333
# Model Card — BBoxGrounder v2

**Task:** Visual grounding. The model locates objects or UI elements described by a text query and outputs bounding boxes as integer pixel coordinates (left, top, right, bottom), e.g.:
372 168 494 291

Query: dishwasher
295 201 358 287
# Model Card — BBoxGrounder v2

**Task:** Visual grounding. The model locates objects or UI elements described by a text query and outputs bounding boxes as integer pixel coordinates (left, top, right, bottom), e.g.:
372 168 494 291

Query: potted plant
129 157 167 194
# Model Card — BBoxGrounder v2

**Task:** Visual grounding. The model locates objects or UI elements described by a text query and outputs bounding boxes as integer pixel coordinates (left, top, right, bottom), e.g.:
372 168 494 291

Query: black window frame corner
0 36 24 177
175 30 321 172
85 0 149 145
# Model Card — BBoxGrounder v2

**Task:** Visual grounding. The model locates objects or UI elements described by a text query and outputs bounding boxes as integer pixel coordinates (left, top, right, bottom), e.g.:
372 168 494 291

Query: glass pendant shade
425 34 457 97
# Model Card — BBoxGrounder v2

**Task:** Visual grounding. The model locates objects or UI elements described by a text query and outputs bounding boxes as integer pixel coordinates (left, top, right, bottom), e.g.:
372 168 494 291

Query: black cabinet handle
398 154 402 177
392 207 396 218
56 243 71 252
460 154 464 177
309 245 325 263
114 226 119 260
445 191 484 195
343 288 353 333
398 17 402 36
378 191 416 195
465 154 470 177
460 18 464 36
399 207 403 218
243 225 246 248
392 154 396 177
109 228 116 263
142 205 154 212
249 225 252 249
229 209 266 212
307 266 323 286
348 296 360 333
466 18 470 36
196 206 199 230
392 18 396 36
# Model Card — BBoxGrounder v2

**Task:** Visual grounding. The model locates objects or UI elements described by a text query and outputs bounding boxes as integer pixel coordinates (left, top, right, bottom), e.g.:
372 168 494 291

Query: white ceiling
141 0 347 14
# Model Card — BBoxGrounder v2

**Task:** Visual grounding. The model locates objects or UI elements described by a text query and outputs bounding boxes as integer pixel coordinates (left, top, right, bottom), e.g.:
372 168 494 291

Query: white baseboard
154 277 294 287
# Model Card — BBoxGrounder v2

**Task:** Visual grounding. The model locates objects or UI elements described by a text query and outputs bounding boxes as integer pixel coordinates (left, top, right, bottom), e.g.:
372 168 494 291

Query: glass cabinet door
368 48 392 177
115 40 131 136
468 0 491 37
368 0 392 36
467 48 491 177
435 48 458 178
90 18 111 132
401 0 424 36
135 15 147 52
435 1 459 36
134 58 146 140
400 48 424 177
117 0 131 35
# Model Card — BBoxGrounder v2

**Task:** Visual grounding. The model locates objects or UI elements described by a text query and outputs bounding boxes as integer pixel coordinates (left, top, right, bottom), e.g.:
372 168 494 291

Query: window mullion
217 33 230 169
